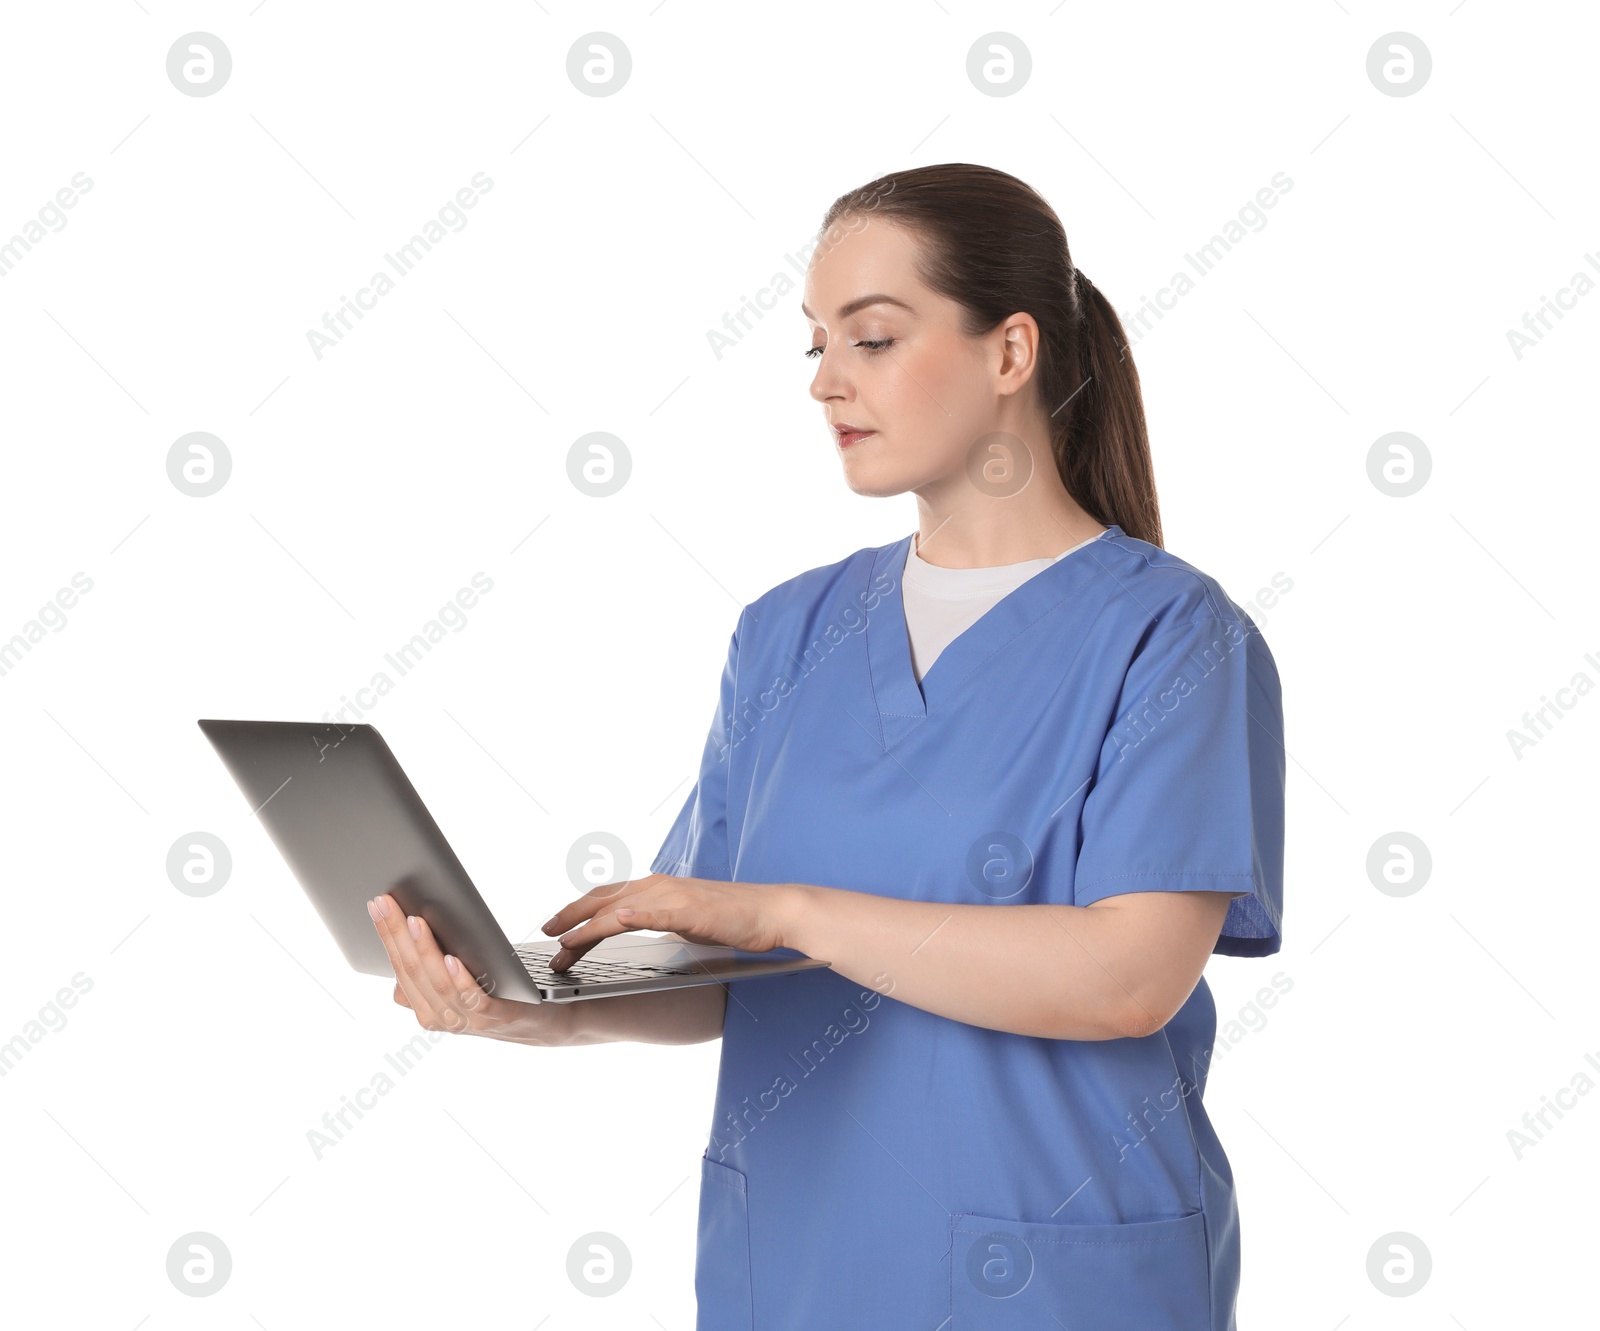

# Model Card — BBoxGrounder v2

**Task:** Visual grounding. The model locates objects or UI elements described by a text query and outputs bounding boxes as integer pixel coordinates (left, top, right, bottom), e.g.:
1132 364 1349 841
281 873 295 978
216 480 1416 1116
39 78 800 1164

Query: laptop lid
198 719 545 1002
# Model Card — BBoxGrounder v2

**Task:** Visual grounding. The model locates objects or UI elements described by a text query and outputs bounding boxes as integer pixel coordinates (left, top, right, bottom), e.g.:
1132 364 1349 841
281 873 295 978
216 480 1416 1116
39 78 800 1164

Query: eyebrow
800 293 917 322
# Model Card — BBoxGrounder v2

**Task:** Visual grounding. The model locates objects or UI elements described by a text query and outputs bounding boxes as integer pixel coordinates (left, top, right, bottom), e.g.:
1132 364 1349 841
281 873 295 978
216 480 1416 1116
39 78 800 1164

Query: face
802 215 1038 500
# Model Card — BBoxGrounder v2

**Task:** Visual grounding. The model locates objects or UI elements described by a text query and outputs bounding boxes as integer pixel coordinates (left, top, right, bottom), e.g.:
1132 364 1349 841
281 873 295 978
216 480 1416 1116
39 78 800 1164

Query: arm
779 885 1235 1041
545 876 1235 1042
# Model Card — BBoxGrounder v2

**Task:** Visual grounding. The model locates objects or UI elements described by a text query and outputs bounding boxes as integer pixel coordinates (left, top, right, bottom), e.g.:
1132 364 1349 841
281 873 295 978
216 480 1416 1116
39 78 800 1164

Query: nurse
370 163 1284 1330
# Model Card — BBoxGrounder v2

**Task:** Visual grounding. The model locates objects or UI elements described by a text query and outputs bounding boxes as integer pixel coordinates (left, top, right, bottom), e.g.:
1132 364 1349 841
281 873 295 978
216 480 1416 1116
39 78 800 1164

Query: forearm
538 979 728 1047
781 884 1149 1041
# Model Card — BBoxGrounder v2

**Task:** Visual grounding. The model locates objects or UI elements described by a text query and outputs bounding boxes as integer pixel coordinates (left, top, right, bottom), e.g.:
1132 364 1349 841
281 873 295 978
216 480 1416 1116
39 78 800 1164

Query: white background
1 3 1595 1326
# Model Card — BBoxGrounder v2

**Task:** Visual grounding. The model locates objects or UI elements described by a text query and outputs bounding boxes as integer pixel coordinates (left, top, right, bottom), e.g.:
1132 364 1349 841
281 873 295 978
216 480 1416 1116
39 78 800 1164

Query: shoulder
1092 530 1282 701
738 538 899 633
1094 528 1257 638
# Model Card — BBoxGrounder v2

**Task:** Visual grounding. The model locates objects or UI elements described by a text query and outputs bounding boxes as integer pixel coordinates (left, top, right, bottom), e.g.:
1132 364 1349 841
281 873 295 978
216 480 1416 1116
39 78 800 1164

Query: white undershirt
901 530 1106 682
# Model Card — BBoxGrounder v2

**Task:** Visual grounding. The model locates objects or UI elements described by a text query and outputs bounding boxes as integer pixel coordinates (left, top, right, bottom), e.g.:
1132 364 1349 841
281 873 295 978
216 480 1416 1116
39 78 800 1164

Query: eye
803 338 896 360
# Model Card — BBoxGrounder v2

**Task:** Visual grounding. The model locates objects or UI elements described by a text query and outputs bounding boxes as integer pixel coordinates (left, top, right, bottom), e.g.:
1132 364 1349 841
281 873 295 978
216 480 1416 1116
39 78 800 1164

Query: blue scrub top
652 525 1285 1331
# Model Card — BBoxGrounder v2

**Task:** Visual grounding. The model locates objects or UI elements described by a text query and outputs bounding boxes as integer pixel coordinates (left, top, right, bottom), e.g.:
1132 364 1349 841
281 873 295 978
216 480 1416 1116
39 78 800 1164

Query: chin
839 449 944 500
838 462 916 500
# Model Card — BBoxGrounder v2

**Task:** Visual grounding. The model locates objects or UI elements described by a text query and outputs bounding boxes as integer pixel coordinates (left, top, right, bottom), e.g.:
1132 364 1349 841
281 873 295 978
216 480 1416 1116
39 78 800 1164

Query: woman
368 163 1285 1330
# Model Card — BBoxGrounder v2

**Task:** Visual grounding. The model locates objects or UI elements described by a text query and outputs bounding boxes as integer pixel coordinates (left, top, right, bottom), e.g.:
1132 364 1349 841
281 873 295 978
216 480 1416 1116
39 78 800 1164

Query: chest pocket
950 1209 1211 1329
696 1156 754 1330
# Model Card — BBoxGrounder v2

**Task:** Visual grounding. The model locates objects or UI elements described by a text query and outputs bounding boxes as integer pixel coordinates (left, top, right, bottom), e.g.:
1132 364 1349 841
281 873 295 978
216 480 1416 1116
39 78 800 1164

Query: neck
911 485 1106 569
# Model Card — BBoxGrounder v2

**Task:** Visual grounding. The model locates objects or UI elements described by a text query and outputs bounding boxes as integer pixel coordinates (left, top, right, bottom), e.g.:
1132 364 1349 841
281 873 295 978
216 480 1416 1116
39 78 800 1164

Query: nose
808 347 852 406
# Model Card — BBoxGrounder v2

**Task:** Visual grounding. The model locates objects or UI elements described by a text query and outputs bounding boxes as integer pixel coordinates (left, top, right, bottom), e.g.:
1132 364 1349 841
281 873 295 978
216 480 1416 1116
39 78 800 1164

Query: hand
367 893 571 1045
539 873 803 971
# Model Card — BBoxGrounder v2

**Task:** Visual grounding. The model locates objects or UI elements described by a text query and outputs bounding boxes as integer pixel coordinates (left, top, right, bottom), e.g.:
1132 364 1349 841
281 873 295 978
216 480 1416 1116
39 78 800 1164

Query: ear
994 311 1041 397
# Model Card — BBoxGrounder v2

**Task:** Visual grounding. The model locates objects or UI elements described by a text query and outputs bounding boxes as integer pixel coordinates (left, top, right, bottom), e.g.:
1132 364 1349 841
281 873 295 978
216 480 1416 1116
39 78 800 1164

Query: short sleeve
649 610 743 882
1072 614 1285 957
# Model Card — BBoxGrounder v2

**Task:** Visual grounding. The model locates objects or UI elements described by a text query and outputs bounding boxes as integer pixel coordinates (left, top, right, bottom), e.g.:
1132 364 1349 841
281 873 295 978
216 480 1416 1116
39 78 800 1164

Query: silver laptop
198 719 829 1002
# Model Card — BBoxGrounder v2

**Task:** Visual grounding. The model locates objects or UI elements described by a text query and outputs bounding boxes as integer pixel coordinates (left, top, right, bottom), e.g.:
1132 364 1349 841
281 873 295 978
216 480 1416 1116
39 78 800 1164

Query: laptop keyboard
513 943 703 986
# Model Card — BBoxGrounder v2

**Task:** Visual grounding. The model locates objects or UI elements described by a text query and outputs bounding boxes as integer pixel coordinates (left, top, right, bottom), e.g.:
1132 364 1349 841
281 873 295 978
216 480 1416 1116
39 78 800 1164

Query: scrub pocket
949 1208 1210 1329
695 1156 754 1331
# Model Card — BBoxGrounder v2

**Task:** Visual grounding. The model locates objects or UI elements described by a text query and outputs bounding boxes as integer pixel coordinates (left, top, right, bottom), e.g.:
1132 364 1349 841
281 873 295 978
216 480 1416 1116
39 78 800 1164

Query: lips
833 424 876 448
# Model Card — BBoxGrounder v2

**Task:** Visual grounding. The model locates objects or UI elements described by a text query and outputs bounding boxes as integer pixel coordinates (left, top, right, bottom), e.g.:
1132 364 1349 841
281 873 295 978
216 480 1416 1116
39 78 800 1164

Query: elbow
1041 998 1169 1043
1116 998 1175 1041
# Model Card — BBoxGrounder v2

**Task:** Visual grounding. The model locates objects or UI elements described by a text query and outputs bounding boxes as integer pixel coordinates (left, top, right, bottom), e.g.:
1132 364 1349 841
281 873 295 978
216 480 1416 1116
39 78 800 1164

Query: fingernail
445 954 459 976
373 896 389 918
408 915 421 940
366 899 378 921
541 915 560 934
558 931 576 945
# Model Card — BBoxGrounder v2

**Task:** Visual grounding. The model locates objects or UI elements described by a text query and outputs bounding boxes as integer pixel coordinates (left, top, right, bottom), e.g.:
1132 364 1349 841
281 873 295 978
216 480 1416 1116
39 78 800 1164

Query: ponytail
1058 269 1162 547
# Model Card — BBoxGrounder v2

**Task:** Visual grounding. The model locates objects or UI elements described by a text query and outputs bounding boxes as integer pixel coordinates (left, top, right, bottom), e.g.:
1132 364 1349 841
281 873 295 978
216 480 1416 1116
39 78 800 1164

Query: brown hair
820 163 1162 547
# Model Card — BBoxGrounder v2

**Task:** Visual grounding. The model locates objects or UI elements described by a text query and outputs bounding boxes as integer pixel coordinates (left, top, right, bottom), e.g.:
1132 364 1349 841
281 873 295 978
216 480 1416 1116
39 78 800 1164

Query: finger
395 905 483 1035
541 876 650 937
370 897 442 1023
550 904 653 970
372 895 475 1034
540 883 624 937
438 943 519 1034
404 911 520 1034
391 942 512 1034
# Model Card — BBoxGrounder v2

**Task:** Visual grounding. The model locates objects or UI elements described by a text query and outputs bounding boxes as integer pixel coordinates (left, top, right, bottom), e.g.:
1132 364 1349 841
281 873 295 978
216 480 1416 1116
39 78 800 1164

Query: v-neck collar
866 526 1121 742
